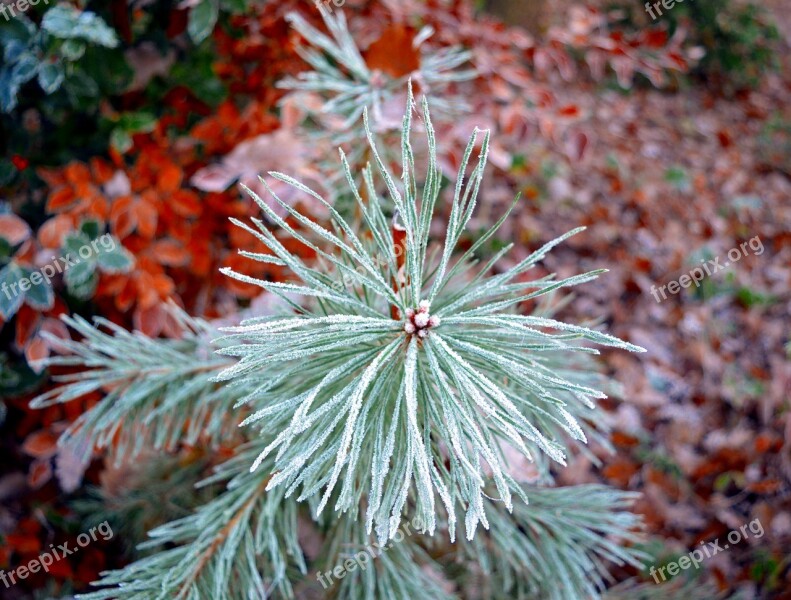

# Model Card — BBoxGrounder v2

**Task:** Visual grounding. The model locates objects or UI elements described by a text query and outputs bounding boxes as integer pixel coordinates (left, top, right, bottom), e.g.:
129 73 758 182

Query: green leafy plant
0 259 54 319
757 115 791 177
59 221 133 300
33 90 647 599
685 1 780 90
0 7 119 113
607 0 779 92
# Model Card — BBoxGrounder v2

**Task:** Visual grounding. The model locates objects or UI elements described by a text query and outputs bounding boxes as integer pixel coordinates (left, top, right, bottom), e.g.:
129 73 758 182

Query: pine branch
72 451 219 555
216 88 646 543
279 10 474 135
30 306 252 463
450 485 646 600
605 574 723 600
319 512 455 600
78 447 307 600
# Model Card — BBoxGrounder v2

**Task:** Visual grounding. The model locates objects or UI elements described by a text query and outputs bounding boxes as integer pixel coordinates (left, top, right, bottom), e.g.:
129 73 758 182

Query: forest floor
523 2 791 597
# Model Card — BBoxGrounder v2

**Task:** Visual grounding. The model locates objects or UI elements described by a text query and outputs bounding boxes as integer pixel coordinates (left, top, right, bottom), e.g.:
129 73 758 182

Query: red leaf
644 29 669 49
15 304 40 348
6 531 41 554
558 104 580 118
11 154 29 171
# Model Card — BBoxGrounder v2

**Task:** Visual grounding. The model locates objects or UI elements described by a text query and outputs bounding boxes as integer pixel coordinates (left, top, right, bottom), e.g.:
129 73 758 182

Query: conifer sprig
456 485 646 599
77 447 306 600
30 308 246 462
216 88 646 544
280 11 474 134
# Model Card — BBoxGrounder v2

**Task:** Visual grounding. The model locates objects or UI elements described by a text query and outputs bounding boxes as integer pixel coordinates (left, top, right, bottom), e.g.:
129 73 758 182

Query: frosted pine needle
216 87 646 543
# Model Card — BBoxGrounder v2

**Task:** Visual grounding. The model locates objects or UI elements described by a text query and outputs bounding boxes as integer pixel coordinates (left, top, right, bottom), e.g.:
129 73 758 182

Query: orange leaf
153 239 190 266
85 193 110 221
135 199 159 238
152 272 175 297
36 167 65 188
28 458 53 489
90 157 114 183
136 272 160 309
46 187 77 212
64 162 92 186
217 100 240 129
22 430 59 459
0 214 31 245
37 215 75 249
170 189 203 217
187 239 211 276
363 25 421 78
25 337 50 371
157 162 183 193
97 272 128 296
115 279 137 312
603 459 639 486
109 195 134 220
110 196 136 239
41 316 69 341
748 479 782 494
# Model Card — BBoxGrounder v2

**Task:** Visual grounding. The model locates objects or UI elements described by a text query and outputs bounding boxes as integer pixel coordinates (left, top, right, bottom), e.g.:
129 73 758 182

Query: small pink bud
405 308 415 319
417 328 429 338
428 315 441 328
404 322 416 334
414 313 430 328
418 300 430 313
